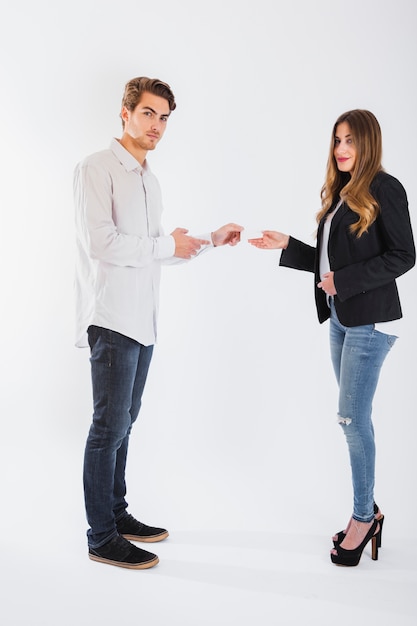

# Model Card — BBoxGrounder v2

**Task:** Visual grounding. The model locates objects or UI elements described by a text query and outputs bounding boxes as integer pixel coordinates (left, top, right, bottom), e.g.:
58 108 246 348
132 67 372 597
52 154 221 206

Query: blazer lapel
317 202 347 241
328 201 348 236
315 202 348 277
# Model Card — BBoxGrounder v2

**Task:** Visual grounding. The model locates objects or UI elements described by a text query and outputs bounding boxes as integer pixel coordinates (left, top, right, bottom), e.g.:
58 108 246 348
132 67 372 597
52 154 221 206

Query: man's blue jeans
329 300 397 522
84 326 154 548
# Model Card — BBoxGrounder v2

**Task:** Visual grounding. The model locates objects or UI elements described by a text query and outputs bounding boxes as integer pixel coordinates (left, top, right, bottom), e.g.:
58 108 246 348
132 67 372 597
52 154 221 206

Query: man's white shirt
74 138 211 347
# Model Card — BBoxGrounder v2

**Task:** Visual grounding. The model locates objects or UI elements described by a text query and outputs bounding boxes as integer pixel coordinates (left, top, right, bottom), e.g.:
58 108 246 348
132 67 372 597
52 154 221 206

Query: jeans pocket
373 328 397 349
89 326 113 366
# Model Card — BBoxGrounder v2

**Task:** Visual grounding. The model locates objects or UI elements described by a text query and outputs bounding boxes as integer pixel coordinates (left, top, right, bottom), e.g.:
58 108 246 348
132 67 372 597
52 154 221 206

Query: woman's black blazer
280 171 415 326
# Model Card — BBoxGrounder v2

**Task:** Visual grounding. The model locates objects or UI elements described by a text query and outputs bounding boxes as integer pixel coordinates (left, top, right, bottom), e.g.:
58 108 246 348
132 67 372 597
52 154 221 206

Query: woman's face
333 121 357 173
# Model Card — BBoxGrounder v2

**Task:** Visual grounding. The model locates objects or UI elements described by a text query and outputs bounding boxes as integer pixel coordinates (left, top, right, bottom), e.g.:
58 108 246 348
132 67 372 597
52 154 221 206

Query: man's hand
171 228 210 259
211 223 244 247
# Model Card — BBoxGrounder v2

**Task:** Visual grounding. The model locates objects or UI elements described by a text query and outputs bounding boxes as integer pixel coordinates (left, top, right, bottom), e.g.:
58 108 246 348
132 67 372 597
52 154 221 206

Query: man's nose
151 119 162 131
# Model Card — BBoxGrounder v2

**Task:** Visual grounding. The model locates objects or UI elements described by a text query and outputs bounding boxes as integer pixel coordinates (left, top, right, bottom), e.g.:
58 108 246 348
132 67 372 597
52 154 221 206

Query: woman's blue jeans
84 326 154 548
329 300 396 522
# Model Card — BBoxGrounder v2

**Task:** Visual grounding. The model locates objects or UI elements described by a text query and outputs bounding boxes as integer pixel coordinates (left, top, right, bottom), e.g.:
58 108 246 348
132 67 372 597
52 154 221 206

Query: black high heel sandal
333 503 384 548
330 519 380 567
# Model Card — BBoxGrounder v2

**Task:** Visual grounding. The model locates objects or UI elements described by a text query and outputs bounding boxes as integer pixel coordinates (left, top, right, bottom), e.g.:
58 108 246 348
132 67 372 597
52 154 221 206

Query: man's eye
161 117 168 122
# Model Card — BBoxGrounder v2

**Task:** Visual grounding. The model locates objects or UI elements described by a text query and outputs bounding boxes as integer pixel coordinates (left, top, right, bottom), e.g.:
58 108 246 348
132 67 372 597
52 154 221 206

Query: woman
249 109 415 566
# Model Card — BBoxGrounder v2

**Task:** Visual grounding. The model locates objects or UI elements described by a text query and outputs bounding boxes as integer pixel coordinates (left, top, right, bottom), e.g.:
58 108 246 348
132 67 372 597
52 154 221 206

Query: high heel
330 519 380 567
375 514 384 548
333 503 383 547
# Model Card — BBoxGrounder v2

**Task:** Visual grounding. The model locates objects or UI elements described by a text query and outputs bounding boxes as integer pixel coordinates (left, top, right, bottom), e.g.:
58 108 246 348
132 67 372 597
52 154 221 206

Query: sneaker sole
89 553 159 569
121 530 169 543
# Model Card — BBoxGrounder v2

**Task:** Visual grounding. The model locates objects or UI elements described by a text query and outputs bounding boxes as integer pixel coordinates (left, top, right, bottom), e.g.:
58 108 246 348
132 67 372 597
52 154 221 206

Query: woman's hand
317 271 337 296
248 230 290 250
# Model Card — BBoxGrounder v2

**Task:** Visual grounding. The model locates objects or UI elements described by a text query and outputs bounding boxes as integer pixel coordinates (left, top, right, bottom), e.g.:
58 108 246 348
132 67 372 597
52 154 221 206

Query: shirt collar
110 137 149 173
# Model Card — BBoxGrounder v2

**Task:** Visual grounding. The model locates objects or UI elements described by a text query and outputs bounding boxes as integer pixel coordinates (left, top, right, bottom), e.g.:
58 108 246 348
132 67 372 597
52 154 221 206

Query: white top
319 200 400 336
74 138 212 348
319 201 342 282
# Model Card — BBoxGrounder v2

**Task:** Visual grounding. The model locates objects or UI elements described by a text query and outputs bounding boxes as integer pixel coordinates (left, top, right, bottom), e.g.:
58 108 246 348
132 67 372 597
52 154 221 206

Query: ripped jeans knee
337 414 352 426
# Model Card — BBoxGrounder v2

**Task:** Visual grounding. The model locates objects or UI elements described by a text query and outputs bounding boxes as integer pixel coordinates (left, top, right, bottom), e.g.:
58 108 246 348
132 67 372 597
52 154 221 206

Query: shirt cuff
200 232 214 248
155 235 176 259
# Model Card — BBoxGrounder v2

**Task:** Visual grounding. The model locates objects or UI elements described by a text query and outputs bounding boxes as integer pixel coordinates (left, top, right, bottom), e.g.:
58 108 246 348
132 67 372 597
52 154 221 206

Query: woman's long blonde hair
317 109 384 237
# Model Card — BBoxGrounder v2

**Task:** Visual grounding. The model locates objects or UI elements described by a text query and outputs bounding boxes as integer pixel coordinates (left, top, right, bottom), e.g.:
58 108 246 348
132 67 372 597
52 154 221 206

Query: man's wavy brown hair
120 76 176 128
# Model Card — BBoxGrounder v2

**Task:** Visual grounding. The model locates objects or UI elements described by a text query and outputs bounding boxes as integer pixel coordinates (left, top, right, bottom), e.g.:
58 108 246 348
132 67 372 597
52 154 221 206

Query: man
74 76 242 570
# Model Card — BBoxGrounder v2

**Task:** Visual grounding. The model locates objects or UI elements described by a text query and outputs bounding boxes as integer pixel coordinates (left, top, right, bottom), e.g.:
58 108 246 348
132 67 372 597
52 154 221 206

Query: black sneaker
88 535 159 569
116 513 169 543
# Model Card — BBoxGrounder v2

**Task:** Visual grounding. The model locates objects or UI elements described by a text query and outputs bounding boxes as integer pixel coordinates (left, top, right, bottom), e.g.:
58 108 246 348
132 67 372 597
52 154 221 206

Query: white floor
2 523 416 625
2 323 416 625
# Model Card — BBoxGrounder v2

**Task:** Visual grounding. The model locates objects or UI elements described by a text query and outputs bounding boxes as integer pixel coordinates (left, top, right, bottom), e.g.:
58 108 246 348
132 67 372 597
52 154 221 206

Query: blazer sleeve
279 236 316 273
334 174 416 302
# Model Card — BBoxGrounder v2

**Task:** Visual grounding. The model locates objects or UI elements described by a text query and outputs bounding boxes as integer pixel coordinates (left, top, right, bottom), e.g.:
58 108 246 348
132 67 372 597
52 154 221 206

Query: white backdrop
1 0 416 622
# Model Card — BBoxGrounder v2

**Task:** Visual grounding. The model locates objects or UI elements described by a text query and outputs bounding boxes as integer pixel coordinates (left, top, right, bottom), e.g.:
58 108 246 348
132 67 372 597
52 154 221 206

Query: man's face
121 92 171 152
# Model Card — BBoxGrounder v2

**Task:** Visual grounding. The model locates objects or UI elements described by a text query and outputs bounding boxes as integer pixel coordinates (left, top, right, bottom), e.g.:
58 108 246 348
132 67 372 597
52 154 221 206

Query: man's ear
121 106 130 124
